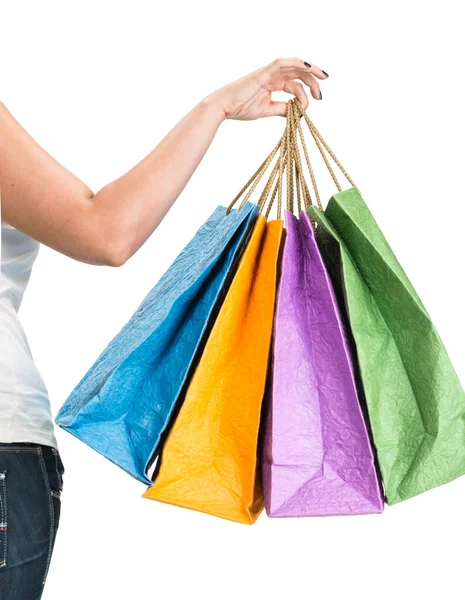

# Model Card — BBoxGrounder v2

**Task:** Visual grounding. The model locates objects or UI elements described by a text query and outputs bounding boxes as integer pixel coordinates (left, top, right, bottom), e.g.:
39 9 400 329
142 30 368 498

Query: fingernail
321 70 329 77
319 90 323 100
304 61 311 68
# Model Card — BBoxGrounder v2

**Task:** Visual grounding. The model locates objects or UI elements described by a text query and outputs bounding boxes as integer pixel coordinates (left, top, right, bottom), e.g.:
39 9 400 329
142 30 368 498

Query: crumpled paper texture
310 188 465 504
55 203 259 484
262 210 383 517
144 216 283 524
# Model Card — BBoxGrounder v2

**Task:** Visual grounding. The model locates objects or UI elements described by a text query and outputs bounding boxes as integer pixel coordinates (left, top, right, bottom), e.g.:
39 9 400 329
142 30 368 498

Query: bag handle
227 102 295 217
291 98 359 202
262 101 309 218
287 100 312 213
227 97 358 218
226 136 283 214
233 99 318 218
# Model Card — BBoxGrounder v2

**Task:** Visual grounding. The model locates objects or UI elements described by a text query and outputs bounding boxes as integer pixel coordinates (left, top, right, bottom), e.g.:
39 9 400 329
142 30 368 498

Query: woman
0 57 327 599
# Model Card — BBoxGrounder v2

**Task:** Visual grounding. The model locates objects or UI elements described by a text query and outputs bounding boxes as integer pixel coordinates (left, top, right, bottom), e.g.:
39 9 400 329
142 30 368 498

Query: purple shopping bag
262 210 384 517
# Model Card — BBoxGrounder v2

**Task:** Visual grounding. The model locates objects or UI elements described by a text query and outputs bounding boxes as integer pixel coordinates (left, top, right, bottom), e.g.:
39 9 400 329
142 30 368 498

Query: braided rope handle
227 97 358 218
292 98 358 195
226 136 283 214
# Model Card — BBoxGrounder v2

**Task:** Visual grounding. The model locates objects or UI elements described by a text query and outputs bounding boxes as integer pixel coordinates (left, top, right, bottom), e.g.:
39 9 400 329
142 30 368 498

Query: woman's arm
0 57 327 266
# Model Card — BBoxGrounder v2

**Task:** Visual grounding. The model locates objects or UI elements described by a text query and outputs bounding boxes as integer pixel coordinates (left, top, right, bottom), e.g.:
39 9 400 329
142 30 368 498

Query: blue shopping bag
56 202 259 483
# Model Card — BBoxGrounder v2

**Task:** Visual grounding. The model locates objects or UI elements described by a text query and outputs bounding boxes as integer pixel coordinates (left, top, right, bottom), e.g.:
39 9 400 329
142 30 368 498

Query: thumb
264 101 288 117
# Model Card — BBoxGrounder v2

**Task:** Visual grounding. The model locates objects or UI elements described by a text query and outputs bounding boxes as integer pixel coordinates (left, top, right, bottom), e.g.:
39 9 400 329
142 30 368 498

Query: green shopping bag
309 187 465 504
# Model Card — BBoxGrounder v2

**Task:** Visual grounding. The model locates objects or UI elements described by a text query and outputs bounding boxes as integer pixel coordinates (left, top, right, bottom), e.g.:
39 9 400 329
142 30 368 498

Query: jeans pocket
0 471 7 569
51 449 64 498
38 449 63 586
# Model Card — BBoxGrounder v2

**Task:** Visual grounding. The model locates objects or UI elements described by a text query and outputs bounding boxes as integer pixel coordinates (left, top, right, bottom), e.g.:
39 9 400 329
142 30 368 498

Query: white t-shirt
0 220 57 448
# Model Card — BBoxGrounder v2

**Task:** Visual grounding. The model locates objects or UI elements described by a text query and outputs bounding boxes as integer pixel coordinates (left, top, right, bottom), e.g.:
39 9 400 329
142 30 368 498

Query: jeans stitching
0 471 7 569
52 450 64 493
38 448 55 586
0 448 40 454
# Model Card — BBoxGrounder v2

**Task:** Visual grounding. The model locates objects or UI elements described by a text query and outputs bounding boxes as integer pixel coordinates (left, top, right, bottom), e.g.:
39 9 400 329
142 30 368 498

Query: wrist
198 91 228 125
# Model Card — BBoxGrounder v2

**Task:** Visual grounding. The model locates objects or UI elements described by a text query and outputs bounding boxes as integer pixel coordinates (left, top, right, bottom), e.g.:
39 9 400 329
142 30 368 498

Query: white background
2 1 465 599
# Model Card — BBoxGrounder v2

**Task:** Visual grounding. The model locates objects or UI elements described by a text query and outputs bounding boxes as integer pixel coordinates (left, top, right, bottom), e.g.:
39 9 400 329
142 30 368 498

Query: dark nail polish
319 90 323 100
304 61 311 68
322 70 329 77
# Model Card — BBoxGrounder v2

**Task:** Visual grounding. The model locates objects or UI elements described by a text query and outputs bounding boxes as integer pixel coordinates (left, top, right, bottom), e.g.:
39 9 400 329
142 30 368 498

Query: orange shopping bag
143 214 283 524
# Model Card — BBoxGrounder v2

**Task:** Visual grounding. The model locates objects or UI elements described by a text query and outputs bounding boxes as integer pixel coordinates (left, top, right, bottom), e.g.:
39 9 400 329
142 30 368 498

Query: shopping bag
55 202 259 484
143 215 283 523
309 187 465 504
262 208 383 517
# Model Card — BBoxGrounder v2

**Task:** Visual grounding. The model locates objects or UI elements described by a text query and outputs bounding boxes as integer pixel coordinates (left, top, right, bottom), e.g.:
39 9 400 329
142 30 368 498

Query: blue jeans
0 443 64 600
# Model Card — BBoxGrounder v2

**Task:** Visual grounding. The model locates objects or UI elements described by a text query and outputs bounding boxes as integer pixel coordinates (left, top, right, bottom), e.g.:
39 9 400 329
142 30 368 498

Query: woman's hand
206 57 329 121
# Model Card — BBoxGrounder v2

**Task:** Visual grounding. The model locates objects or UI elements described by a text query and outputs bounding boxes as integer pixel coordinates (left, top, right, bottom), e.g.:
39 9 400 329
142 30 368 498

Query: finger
264 57 329 80
290 71 322 101
300 61 329 80
265 101 288 118
283 80 309 109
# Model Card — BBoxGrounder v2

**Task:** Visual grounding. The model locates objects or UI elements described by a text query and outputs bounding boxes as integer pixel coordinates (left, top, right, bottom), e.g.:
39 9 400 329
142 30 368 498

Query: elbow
94 227 132 267
89 188 135 267
101 240 131 268
84 193 136 267
104 250 128 268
